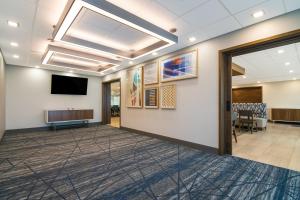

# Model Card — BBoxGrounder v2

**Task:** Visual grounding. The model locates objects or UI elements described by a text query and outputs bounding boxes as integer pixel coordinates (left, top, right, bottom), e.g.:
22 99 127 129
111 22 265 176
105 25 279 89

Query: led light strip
52 0 178 60
42 45 121 72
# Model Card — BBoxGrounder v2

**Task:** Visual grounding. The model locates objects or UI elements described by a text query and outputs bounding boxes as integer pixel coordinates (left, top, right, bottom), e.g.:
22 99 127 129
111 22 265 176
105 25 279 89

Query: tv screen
51 75 88 95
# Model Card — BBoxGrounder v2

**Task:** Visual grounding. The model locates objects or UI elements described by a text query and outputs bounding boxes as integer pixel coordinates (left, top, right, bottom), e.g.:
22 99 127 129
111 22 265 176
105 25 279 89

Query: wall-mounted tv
51 74 88 95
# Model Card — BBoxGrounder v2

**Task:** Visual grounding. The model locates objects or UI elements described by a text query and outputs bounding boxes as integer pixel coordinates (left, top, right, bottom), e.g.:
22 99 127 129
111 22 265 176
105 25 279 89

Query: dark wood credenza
45 109 94 123
271 108 300 122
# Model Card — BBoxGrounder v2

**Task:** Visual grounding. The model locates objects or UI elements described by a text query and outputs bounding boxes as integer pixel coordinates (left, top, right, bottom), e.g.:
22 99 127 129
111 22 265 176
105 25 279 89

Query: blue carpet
0 125 299 199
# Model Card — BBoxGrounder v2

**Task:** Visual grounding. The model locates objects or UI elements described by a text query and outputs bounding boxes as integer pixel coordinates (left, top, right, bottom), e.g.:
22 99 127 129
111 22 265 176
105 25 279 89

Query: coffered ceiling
0 0 300 76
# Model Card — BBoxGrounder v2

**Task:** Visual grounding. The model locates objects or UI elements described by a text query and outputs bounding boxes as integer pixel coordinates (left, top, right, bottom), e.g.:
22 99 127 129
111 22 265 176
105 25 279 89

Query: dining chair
238 110 258 134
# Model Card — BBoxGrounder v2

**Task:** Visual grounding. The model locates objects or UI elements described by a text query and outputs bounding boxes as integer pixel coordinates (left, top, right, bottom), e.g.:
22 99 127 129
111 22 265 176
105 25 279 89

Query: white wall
6 65 102 130
0 51 5 139
103 10 300 148
235 80 300 109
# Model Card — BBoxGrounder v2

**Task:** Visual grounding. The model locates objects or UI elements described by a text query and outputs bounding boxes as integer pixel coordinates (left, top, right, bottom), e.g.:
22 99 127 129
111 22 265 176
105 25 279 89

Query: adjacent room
1 0 300 199
231 42 300 171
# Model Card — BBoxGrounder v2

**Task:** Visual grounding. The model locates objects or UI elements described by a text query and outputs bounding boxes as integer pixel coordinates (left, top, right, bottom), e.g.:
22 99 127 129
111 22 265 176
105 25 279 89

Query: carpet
0 126 299 199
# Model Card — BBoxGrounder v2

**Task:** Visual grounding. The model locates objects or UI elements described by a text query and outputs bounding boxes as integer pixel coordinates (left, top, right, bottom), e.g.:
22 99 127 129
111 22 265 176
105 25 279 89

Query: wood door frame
219 29 300 155
102 79 121 127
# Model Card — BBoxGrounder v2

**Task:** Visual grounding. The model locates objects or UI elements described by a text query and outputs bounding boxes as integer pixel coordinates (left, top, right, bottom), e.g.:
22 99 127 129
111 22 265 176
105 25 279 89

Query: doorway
102 79 121 128
219 29 300 157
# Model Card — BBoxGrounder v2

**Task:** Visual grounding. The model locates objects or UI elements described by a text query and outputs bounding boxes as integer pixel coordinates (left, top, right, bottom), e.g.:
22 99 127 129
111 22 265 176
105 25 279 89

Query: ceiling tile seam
282 0 288 12
217 0 243 27
154 0 211 19
223 0 270 15
28 0 40 66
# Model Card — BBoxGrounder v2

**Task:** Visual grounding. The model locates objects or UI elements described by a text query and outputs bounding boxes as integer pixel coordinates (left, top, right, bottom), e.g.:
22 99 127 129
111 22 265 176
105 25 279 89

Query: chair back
231 112 238 126
238 110 254 121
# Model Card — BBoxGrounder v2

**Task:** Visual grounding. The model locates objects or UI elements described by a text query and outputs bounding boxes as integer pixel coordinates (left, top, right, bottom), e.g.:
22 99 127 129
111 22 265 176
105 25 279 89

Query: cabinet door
271 109 289 121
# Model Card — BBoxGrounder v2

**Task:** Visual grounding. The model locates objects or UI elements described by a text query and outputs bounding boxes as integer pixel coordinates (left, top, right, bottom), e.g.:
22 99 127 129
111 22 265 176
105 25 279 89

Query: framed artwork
144 87 159 109
126 67 143 108
143 62 159 85
161 85 176 109
160 50 197 82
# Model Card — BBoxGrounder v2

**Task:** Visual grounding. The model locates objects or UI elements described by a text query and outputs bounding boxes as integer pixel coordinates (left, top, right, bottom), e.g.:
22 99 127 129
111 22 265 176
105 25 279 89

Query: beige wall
235 80 300 108
6 65 102 130
103 10 300 148
0 51 5 140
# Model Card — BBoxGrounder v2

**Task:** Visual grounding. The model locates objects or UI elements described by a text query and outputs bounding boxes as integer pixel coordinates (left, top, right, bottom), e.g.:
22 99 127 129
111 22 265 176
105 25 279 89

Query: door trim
102 79 121 127
219 29 300 155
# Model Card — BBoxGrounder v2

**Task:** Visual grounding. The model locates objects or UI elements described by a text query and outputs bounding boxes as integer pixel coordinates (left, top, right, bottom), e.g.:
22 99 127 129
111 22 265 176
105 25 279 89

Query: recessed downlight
10 42 19 47
257 81 261 84
252 10 264 18
293 77 297 81
152 52 158 56
277 49 284 54
7 20 19 28
69 70 73 73
129 61 134 65
35 66 40 69
13 54 19 59
289 70 294 73
112 67 117 71
189 37 196 42
242 75 247 79
285 62 291 66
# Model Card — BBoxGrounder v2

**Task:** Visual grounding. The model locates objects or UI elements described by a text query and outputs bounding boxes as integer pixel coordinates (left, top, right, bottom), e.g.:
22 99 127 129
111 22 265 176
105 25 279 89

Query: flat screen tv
51 74 88 95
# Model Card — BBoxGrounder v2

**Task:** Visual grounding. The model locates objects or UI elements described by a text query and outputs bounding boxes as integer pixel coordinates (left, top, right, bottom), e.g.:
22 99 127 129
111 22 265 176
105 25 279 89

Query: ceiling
233 42 300 85
0 0 300 76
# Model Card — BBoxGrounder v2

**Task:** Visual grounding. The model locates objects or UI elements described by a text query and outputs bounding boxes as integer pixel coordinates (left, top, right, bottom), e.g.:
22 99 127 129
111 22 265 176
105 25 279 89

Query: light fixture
129 61 133 65
242 75 247 79
52 0 177 60
189 37 196 42
152 52 158 56
112 67 117 71
10 42 19 47
13 54 19 59
42 45 121 73
257 81 261 84
35 66 40 69
277 49 284 54
285 62 291 66
293 77 297 81
69 70 73 73
252 10 264 18
289 70 294 73
7 20 19 28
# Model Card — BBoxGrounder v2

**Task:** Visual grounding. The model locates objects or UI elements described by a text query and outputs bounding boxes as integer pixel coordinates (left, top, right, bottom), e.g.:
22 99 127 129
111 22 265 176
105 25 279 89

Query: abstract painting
161 85 176 109
143 62 158 85
160 50 197 82
126 67 143 108
144 87 159 109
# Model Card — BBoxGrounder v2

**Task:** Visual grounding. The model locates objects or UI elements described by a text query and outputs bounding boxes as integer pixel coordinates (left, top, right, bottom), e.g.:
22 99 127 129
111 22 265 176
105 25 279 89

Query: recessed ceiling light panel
52 0 178 60
252 10 264 18
7 20 19 27
42 44 121 73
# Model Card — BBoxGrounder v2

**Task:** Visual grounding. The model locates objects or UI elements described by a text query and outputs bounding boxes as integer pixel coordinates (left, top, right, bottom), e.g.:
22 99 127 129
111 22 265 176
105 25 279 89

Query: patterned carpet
0 125 300 200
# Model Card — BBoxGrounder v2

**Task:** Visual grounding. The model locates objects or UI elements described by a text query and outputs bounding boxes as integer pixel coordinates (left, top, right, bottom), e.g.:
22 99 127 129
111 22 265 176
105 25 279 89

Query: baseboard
120 126 218 154
5 122 102 134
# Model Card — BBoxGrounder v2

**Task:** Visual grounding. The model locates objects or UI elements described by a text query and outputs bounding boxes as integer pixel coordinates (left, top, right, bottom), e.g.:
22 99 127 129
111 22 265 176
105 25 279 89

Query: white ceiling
233 42 300 85
0 0 300 76
67 7 160 52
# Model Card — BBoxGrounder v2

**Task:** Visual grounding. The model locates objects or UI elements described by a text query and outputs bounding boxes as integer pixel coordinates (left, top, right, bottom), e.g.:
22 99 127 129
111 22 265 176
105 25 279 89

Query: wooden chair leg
233 129 237 143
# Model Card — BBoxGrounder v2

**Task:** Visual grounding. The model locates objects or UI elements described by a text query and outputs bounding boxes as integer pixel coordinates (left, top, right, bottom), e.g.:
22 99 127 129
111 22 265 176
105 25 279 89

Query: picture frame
160 49 198 83
126 67 143 108
143 61 159 85
160 84 176 109
144 86 159 109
